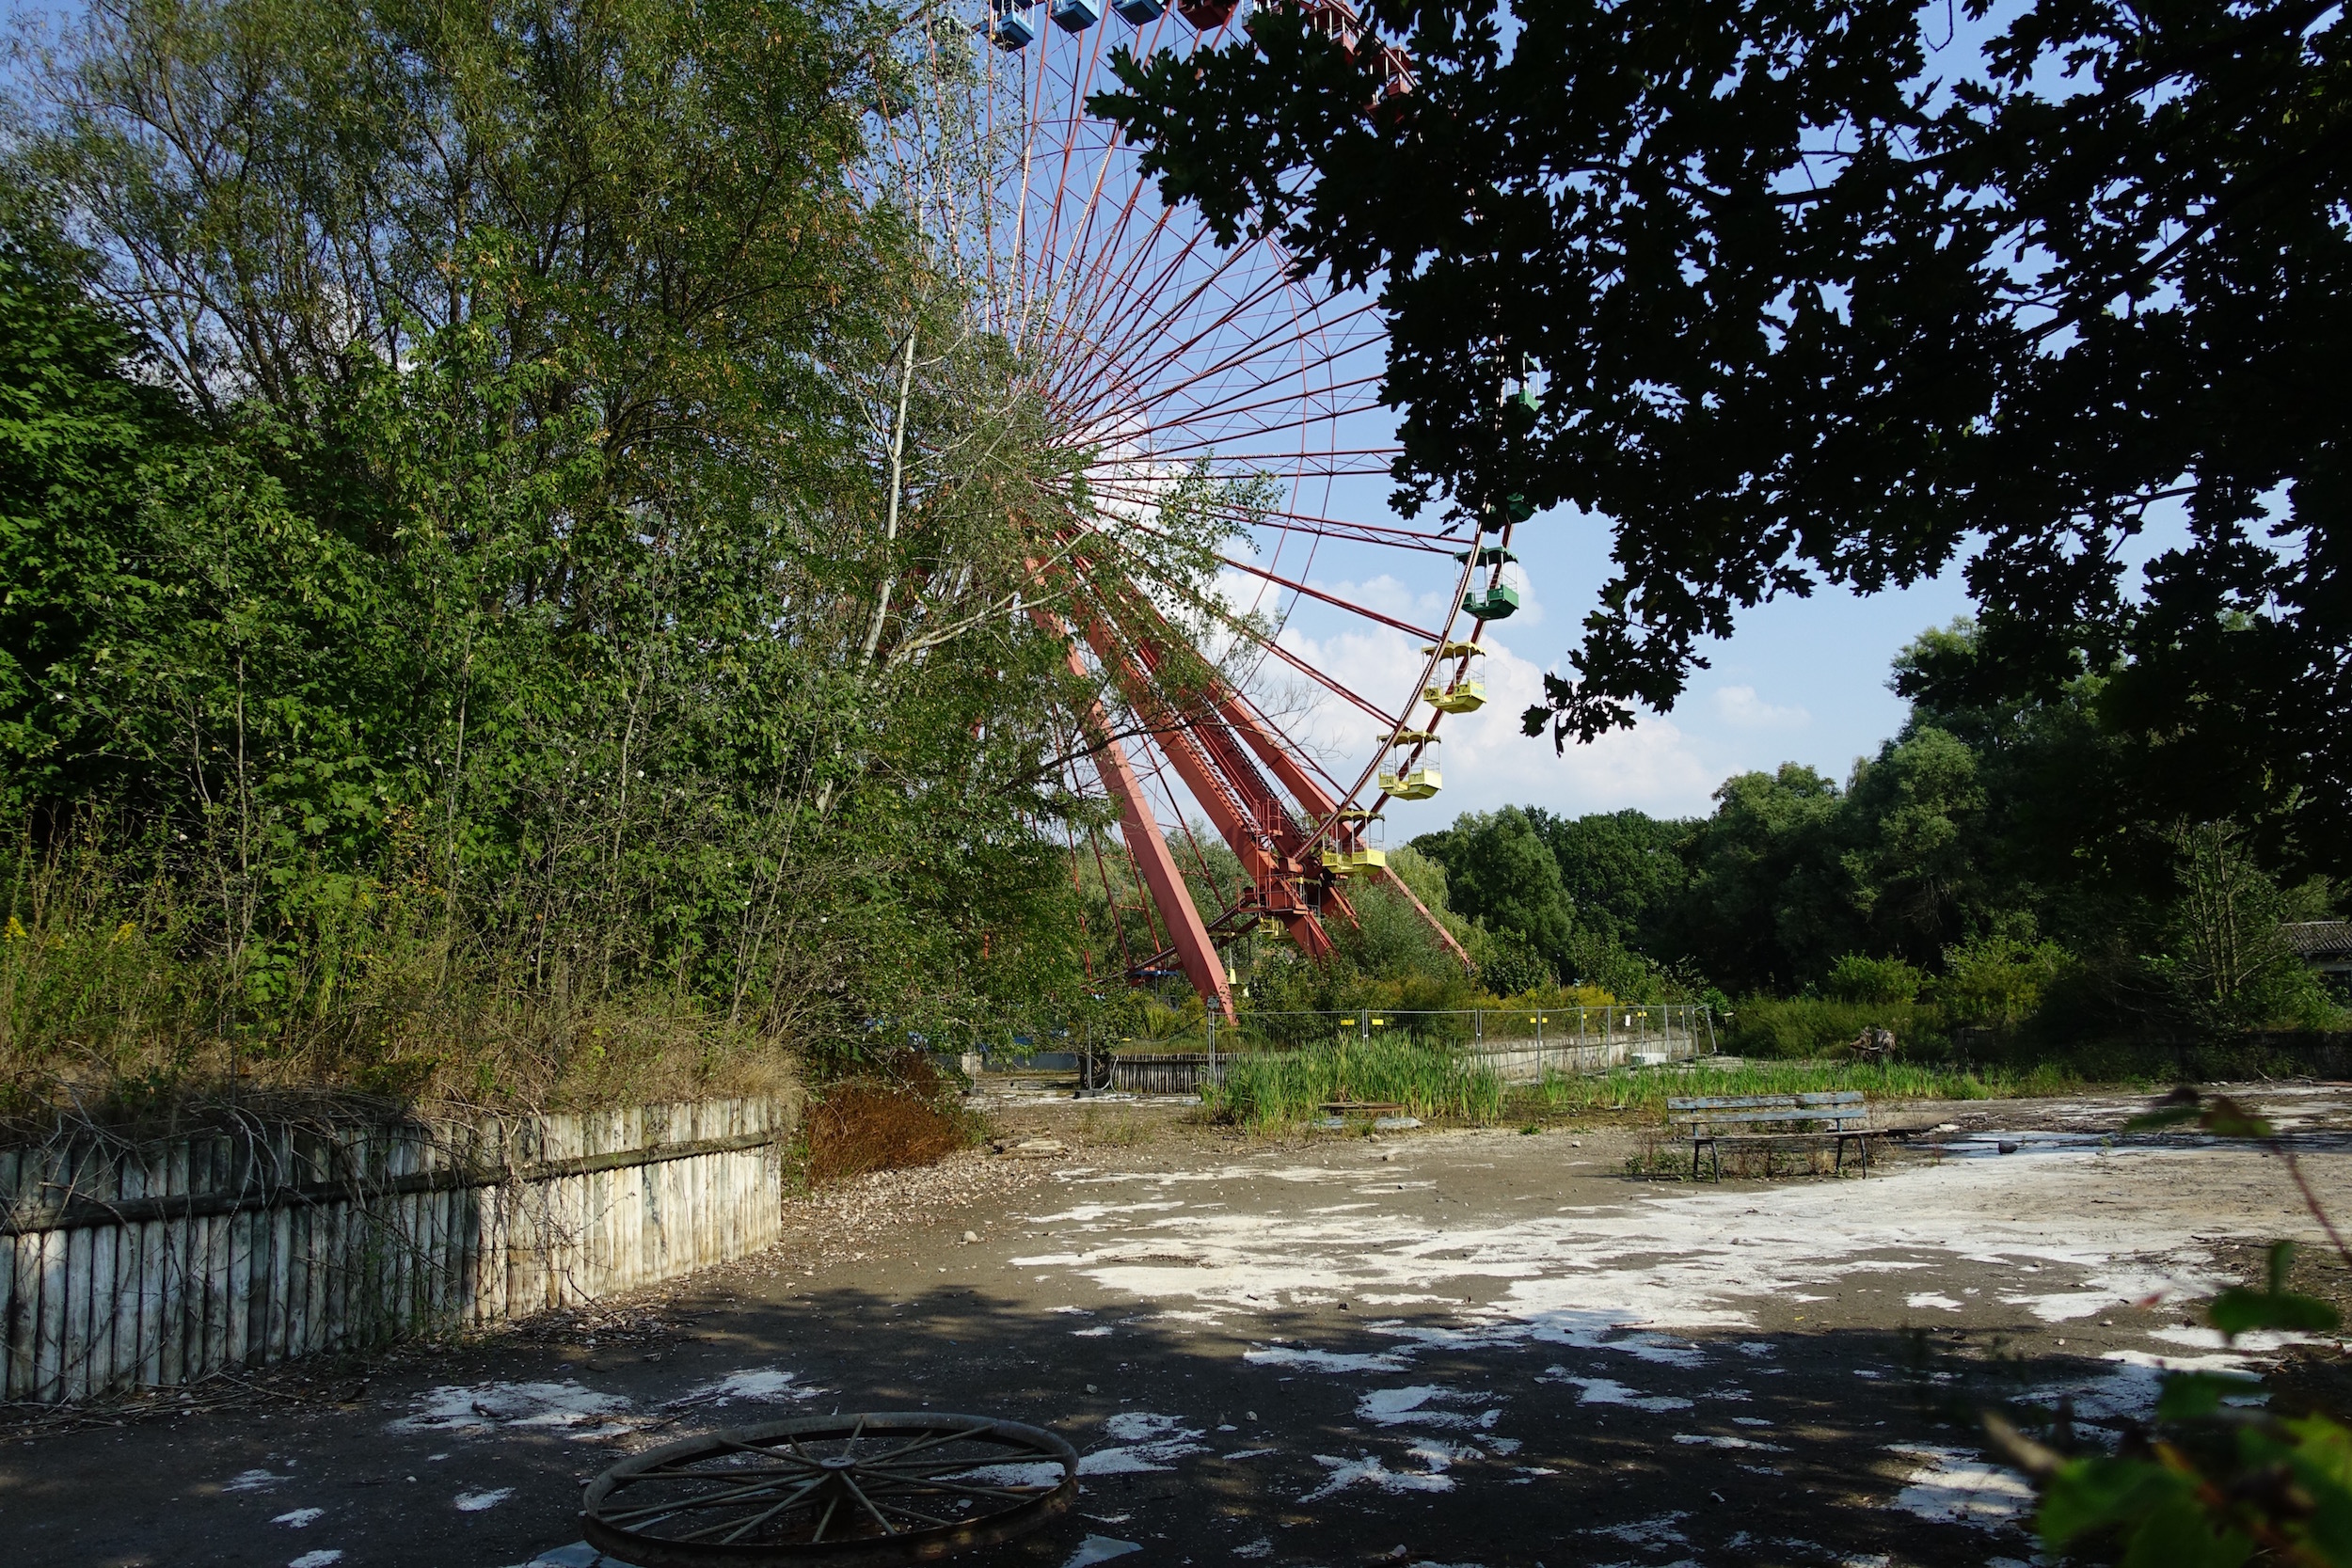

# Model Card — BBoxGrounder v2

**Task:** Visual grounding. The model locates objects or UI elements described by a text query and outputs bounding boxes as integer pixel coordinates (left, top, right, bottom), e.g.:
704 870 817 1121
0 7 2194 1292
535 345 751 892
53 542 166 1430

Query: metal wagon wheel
580 1412 1078 1567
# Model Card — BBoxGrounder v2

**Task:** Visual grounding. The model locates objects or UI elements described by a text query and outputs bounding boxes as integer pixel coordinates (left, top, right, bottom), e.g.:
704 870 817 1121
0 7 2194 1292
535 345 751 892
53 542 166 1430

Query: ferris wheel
868 0 1533 1019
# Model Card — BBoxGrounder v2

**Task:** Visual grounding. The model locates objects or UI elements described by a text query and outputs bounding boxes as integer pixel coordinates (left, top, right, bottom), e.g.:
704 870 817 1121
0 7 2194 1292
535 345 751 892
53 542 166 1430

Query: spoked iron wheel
580 1412 1078 1566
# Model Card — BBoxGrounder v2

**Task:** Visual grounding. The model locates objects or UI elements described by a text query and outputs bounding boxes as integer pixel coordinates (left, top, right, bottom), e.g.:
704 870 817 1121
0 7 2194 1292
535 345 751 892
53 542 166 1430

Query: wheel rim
580 1412 1079 1566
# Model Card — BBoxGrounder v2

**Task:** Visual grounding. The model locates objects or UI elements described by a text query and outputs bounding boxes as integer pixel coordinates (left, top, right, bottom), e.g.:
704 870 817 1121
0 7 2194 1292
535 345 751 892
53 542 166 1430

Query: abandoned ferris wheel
865 0 1535 1019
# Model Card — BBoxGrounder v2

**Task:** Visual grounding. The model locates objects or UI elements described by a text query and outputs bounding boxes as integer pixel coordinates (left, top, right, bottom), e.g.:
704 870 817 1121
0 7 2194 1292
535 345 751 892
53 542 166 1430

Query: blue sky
1243 492 1979 830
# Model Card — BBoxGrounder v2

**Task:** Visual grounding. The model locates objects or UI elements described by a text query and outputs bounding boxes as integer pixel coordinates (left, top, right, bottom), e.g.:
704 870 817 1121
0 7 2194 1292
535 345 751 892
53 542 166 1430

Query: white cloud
1710 684 1810 731
1235 624 1721 825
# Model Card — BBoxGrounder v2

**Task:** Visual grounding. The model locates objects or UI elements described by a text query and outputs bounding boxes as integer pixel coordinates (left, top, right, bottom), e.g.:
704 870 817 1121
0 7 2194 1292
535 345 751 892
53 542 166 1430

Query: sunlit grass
1519 1056 2083 1118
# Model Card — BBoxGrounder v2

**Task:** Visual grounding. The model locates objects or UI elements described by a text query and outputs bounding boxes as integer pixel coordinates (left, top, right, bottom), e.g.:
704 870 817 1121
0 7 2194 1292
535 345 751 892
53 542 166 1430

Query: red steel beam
1038 610 1236 1020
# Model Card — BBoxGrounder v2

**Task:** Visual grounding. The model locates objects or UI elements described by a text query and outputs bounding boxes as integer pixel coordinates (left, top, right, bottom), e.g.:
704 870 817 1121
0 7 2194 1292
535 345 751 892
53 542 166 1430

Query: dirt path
6 1085 2349 1568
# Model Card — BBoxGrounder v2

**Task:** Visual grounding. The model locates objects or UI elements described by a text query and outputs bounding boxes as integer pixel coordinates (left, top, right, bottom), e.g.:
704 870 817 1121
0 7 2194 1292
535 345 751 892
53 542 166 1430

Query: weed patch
1517 1058 2052 1122
1202 1037 1503 1132
803 1077 977 1184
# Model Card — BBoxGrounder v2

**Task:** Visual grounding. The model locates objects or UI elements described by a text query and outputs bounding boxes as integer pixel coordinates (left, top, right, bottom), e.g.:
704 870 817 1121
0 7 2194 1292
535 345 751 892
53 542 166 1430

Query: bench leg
1692 1138 1702 1181
1835 1137 1845 1176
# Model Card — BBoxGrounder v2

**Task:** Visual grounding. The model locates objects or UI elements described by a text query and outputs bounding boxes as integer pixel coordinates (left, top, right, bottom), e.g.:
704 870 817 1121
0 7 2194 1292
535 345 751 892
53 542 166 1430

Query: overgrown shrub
1724 994 1937 1057
1825 953 1924 1005
1931 935 2074 1026
802 1066 977 1184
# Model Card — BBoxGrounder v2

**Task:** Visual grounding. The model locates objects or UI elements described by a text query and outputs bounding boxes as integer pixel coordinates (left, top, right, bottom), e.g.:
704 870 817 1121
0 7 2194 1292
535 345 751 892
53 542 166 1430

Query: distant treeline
1409 624 2345 1050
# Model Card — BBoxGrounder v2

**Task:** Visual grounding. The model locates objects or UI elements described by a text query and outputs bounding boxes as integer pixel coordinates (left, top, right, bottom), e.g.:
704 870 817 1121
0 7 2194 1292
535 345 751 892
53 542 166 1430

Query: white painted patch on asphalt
1031 1202 1187 1225
287 1553 344 1568
1061 1538 1142 1568
1244 1344 1409 1373
271 1508 323 1527
1232 1539 1274 1560
1585 1511 1690 1547
1906 1292 1963 1311
1885 1445 2035 1528
1073 1325 1112 1337
455 1488 515 1512
1356 1385 1497 1428
1539 1370 1693 1412
1023 1127 2329 1339
224 1469 286 1493
1102 1411 1187 1442
391 1381 631 1437
670 1369 814 1407
1300 1451 1455 1501
1673 1433 1787 1451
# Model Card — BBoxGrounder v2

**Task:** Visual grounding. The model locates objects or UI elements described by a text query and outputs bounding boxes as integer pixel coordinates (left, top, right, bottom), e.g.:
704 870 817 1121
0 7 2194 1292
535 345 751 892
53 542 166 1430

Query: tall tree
1409 805 1574 970
1096 0 2352 869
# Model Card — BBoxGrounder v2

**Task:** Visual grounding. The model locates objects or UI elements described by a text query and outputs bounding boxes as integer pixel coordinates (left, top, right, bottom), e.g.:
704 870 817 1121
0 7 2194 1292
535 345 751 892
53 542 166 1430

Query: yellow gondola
1425 677 1486 713
1319 846 1388 875
1378 766 1441 800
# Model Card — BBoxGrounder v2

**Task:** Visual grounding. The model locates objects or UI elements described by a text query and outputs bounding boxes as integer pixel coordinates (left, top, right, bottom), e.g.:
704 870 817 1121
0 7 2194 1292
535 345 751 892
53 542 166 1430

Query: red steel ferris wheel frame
989 0 1469 1019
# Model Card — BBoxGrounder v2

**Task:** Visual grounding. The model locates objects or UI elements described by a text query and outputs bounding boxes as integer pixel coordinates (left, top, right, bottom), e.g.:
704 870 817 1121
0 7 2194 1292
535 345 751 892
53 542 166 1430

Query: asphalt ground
5 1084 2350 1568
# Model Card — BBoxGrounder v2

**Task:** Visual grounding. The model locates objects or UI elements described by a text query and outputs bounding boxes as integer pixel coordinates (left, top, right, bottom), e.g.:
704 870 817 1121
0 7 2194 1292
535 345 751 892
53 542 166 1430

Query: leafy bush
1932 935 2074 1027
1470 927 1553 999
1825 953 1924 1005
1723 994 1929 1057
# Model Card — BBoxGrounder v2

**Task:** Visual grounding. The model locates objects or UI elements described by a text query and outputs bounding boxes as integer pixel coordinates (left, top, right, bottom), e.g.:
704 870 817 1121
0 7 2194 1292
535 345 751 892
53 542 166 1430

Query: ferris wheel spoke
1071 293 1384 434
1024 28 1123 319
1041 233 1299 410
1209 552 1442 641
1080 478 1456 554
1066 515 1405 731
1149 368 1387 435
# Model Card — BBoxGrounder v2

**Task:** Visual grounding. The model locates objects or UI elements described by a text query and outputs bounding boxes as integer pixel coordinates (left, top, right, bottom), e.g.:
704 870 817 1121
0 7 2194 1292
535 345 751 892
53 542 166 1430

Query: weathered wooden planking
0 1097 787 1402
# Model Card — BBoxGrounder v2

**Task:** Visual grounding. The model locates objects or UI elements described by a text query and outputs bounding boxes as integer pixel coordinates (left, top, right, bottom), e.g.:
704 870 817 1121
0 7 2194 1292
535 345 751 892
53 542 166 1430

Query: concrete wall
0 1097 790 1404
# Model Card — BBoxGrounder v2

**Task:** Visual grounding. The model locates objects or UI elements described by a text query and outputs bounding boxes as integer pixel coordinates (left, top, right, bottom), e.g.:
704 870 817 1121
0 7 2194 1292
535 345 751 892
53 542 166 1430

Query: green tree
1672 765 1855 994
1410 805 1572 972
1529 808 1692 955
0 211 192 815
0 0 1137 1097
1840 727 1993 964
1096 0 2352 869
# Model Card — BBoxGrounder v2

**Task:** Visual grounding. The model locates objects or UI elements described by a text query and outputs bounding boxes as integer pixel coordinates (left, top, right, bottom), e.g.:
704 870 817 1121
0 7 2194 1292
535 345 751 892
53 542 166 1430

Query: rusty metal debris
580 1411 1077 1565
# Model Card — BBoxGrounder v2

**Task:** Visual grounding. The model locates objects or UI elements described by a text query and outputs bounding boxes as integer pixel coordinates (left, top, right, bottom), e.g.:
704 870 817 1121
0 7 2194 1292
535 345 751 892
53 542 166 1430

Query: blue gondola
989 10 1036 47
1112 0 1163 19
1053 0 1101 28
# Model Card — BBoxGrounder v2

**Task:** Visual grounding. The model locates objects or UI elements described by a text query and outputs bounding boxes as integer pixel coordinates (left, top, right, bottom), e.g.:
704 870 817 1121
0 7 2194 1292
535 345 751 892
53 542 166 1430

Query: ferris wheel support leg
1088 725 1237 1022
1057 678 1236 1022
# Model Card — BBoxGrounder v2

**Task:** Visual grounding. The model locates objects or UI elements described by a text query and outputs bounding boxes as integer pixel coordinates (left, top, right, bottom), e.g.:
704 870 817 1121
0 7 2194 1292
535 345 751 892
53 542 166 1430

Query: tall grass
0 819 798 1120
1201 1037 1505 1132
1522 1057 2083 1118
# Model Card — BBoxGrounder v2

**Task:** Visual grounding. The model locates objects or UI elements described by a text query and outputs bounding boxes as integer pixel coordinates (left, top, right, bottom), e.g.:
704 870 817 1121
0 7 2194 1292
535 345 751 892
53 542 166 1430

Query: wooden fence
0 1097 790 1404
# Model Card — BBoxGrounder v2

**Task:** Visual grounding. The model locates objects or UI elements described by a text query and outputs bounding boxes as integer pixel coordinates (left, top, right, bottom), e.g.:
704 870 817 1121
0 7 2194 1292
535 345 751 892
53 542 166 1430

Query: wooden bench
1666 1092 1874 1180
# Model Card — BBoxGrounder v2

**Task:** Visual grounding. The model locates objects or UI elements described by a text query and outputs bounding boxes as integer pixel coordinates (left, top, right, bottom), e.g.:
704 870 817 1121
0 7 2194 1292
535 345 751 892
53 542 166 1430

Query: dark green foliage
1824 954 1923 1006
0 0 1125 1104
1410 806 1571 968
1095 0 2352 879
0 227 189 811
1530 808 1690 954
1403 624 2341 1036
